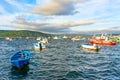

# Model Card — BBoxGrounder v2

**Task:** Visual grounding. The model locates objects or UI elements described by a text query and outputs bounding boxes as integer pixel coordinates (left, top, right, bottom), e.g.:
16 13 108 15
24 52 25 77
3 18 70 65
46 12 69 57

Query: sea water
0 38 120 80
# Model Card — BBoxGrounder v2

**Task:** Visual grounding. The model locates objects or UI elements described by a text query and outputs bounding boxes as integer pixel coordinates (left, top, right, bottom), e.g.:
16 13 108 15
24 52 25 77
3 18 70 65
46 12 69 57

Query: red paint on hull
89 39 116 46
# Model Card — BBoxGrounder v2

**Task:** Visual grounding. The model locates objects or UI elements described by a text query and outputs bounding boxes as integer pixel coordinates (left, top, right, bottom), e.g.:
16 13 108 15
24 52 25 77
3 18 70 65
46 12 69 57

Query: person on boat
105 34 109 41
39 41 42 50
21 53 25 58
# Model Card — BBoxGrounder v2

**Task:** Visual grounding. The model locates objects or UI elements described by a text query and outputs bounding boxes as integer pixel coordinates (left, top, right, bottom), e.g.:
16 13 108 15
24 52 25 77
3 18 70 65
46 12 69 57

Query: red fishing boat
89 34 116 46
89 39 116 45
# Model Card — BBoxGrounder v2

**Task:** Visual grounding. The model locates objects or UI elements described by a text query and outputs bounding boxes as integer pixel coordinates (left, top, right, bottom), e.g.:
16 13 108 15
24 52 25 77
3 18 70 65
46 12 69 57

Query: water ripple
0 38 120 80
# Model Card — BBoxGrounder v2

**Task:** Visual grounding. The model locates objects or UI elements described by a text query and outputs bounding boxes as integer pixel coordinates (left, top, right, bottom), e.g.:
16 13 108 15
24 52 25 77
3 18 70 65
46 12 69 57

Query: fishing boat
33 42 46 51
81 44 100 51
110 36 120 43
10 50 30 69
71 37 80 42
89 38 116 46
89 34 116 46
41 38 48 44
36 37 41 40
6 37 12 41
53 36 62 40
63 35 68 39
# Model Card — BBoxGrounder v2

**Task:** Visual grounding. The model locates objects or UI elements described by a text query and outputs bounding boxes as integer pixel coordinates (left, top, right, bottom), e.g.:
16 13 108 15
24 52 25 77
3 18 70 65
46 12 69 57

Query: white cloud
0 0 120 34
7 16 95 33
100 26 120 31
52 20 95 27
0 15 15 25
28 0 84 15
77 0 109 16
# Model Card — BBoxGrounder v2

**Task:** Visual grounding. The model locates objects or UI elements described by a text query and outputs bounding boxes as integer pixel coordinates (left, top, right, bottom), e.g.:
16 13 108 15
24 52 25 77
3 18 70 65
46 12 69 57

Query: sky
0 0 120 34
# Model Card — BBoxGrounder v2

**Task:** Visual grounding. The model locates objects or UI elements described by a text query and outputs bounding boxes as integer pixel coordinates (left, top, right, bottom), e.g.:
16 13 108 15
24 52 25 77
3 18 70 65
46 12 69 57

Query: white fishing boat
41 38 48 44
6 37 12 41
53 36 58 39
71 37 80 41
36 37 41 40
63 35 68 39
71 36 81 41
33 42 46 51
53 36 62 40
81 44 100 51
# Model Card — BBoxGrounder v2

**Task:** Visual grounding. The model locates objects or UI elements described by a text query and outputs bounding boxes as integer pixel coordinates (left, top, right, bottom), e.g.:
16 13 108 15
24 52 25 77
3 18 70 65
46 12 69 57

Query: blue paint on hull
10 50 30 68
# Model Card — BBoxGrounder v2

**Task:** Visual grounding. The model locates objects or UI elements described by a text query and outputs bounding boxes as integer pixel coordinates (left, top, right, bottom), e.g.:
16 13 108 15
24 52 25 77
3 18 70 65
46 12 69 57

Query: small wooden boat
33 42 46 51
10 50 30 69
81 44 100 51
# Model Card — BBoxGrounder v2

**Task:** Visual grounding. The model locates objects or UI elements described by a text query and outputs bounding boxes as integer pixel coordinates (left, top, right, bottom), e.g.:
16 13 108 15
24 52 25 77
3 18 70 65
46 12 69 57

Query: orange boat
89 34 116 46
89 39 116 45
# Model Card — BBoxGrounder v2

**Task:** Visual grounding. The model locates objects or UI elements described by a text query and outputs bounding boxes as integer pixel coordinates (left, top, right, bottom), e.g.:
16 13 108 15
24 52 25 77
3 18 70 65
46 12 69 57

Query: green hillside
0 30 10 34
0 30 53 37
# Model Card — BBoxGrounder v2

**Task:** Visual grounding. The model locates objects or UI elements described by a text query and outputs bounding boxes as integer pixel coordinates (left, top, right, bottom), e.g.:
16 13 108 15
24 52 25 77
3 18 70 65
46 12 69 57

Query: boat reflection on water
10 63 29 76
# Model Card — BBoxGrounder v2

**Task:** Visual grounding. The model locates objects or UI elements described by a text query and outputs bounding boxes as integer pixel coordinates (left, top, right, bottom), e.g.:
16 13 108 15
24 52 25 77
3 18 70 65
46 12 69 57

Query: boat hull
10 51 30 69
34 43 46 50
89 39 116 46
11 59 30 68
82 44 100 51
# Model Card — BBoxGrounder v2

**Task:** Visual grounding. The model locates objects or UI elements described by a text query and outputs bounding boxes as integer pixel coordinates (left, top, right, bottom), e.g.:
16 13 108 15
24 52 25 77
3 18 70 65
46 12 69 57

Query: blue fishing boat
10 50 30 68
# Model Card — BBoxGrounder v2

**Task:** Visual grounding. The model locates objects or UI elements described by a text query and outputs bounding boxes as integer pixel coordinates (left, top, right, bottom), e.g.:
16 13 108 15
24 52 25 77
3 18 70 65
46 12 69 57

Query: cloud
59 20 95 27
90 25 120 32
0 14 95 33
28 0 84 15
0 14 16 25
14 16 95 27
105 26 120 30
9 16 95 33
74 0 110 19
